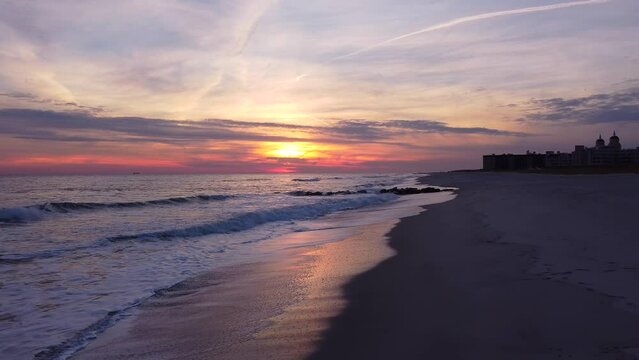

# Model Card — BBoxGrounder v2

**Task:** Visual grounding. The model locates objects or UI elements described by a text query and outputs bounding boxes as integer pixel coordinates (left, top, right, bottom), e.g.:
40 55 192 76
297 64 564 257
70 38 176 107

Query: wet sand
74 228 392 360
74 193 451 359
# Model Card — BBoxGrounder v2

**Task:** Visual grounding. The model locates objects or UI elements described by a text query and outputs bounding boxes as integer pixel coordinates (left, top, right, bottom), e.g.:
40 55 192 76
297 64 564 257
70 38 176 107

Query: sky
0 0 638 175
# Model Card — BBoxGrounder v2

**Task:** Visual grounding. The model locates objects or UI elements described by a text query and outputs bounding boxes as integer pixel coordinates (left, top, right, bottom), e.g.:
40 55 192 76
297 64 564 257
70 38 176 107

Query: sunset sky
0 0 638 174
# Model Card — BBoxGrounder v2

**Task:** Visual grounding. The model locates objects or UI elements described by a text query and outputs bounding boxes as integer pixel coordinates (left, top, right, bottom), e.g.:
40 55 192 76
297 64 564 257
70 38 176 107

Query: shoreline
1 173 419 359
309 171 639 359
72 188 454 359
71 171 639 359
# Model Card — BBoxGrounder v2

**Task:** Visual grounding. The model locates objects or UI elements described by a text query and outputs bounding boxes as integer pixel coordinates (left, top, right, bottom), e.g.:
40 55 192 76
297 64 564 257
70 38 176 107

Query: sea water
0 173 421 359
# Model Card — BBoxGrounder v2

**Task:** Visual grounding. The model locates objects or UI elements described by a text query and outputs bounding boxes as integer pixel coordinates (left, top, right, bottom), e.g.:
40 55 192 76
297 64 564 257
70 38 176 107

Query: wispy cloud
0 92 105 113
331 0 611 62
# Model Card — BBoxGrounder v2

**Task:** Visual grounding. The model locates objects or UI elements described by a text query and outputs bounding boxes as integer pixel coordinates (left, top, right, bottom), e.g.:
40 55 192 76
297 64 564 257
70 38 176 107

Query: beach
67 171 639 359
0 173 422 359
68 183 454 360
311 172 639 359
72 219 399 360
2 1 637 358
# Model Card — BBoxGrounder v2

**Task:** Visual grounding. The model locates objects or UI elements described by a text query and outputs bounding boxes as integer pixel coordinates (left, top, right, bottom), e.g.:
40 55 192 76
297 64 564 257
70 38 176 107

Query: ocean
0 173 420 359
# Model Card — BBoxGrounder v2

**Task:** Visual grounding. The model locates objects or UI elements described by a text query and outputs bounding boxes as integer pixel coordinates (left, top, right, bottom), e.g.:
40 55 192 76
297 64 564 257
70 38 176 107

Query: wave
0 195 395 264
0 195 232 223
60 187 126 192
34 298 142 360
108 195 394 243
33 276 213 360
291 177 321 182
0 207 45 223
27 195 397 359
0 243 100 264
0 240 227 266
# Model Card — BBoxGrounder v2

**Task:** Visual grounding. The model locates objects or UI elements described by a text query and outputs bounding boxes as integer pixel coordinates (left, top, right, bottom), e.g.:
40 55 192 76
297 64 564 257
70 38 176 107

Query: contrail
330 0 611 62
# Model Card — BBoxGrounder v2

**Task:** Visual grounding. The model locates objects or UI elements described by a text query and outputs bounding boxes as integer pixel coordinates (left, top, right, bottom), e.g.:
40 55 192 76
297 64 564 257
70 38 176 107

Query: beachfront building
572 132 638 166
483 132 639 170
482 152 545 171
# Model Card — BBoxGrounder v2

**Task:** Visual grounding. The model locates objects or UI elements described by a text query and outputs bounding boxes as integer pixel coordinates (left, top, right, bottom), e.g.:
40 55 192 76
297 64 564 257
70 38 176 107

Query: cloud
0 109 298 144
331 0 611 62
520 87 639 124
0 0 634 126
210 119 313 130
0 109 530 175
383 120 526 136
0 109 526 147
0 0 277 117
328 120 390 140
329 119 527 138
0 92 105 113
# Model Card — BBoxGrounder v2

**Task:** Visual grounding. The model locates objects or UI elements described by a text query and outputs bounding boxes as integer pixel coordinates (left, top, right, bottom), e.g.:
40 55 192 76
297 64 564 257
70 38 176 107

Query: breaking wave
33 299 142 360
107 195 394 243
0 194 396 265
0 195 232 223
33 276 218 360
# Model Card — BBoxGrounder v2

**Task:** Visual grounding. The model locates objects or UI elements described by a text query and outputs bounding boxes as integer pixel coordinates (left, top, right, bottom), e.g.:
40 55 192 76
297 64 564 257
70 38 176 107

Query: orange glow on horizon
2 136 449 175
267 167 297 174
8 156 182 168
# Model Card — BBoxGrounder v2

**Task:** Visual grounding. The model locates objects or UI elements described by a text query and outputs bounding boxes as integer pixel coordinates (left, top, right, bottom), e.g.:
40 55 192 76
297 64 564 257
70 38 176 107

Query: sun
260 141 335 161
269 143 306 158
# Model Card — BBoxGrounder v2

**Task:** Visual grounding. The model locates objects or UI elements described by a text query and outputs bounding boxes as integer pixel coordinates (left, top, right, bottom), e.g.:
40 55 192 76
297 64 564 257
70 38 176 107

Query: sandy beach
311 172 639 359
73 172 639 360
2 1 638 358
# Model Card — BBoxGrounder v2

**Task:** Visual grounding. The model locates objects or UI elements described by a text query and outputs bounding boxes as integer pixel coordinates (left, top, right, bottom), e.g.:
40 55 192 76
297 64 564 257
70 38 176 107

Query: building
572 132 638 166
545 151 573 167
482 152 545 171
483 132 639 171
